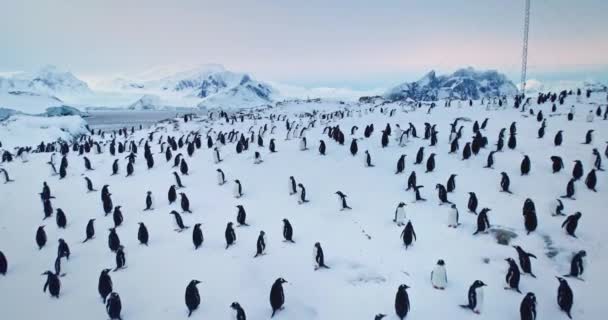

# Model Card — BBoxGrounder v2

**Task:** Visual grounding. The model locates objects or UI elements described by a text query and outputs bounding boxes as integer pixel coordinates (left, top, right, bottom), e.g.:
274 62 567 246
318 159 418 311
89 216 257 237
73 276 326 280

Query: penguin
270 278 287 318
217 168 226 185
520 292 537 320
254 231 266 257
233 179 243 198
170 210 190 232
0 168 14 183
394 202 406 226
522 199 538 235
236 205 249 226
473 208 491 235
36 225 47 249
554 130 563 146
288 176 297 195
299 136 308 151
230 302 247 320
143 191 154 211
460 280 486 314
253 151 263 164
381 130 389 148
180 158 189 175
168 185 177 204
508 133 517 149
42 198 53 220
567 250 586 279
350 138 358 156
436 184 452 205
114 246 126 271
213 147 222 163
560 178 576 199
364 150 374 167
84 177 97 192
514 246 537 278
413 185 426 202
521 155 531 175
318 140 326 155
406 171 417 191
313 242 330 270
583 129 594 144
53 256 62 276
82 218 95 243
113 206 123 228
54 208 67 229
592 148 604 171
57 238 70 260
425 153 436 172
185 280 201 317
84 156 94 171
431 260 448 289
395 155 406 174
40 181 54 200
556 277 574 319
125 160 134 177
138 222 149 245
448 204 459 228
297 183 309 204
282 219 295 243
467 192 478 214
414 147 424 165
585 169 597 192
42 271 61 298
335 191 352 210
111 159 119 175
105 292 122 320
500 172 513 194
180 193 192 213
554 199 566 216
505 258 522 293
551 156 564 173
102 194 113 216
572 160 584 180
401 220 417 249
562 212 581 238
108 228 121 252
446 174 457 192
98 269 113 303
394 284 410 320
173 172 185 188
269 139 276 153
462 142 471 160
225 222 236 249
0 251 5 275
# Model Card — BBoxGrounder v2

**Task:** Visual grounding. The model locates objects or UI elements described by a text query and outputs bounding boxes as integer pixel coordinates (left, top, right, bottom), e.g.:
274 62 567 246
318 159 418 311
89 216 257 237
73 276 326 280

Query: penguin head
41 270 53 276
450 204 456 209
574 211 582 218
276 277 288 284
556 276 567 284
234 179 240 183
375 314 387 320
525 292 536 303
282 218 289 223
437 259 445 266
147 191 152 195
227 222 233 227
260 231 265 236
579 250 587 257
102 268 112 274
398 284 410 290
58 238 65 243
138 222 144 225
500 172 507 176
169 210 178 215
473 280 486 287
505 257 516 264
314 242 321 248
230 302 241 310
190 280 201 286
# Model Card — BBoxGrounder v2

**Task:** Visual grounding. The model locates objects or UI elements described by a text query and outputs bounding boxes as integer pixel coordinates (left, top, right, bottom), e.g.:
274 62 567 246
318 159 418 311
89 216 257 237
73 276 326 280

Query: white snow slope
0 93 607 320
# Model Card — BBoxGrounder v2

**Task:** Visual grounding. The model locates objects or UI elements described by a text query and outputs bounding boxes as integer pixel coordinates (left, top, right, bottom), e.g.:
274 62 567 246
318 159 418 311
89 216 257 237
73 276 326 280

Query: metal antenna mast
520 0 530 95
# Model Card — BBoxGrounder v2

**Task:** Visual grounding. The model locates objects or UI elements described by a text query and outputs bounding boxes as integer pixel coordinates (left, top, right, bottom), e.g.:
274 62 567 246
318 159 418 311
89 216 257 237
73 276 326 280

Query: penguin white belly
299 139 306 151
233 184 240 197
313 247 319 268
395 207 406 224
217 172 223 185
394 128 402 141
431 266 447 288
474 288 484 313
213 152 219 163
448 209 458 226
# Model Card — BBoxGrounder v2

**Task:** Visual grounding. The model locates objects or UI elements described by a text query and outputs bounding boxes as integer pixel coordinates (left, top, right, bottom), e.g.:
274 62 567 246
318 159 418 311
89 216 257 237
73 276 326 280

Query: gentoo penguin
213 147 222 163
253 151 263 164
170 210 190 232
0 168 14 183
556 277 574 319
185 280 201 317
413 185 426 202
500 172 513 194
508 133 517 149
114 245 126 271
180 193 192 213
269 138 276 153
431 260 448 289
462 142 471 160
84 177 97 192
505 258 522 293
233 180 243 198
567 250 586 279
313 242 330 270
554 130 563 146
36 225 47 249
560 178 576 199
282 219 295 243
572 160 584 180
297 183 309 204
585 169 597 192
56 208 67 229
425 153 436 172
230 302 247 320
168 185 177 204
98 269 113 303
138 222 149 245
436 184 452 205
473 208 491 235
446 174 457 192
401 221 417 249
554 199 566 216
448 204 459 228
394 202 406 226
125 160 134 177
460 280 486 314
192 223 204 249
108 228 121 252
225 222 236 249
106 292 122 320
173 172 185 188
350 138 358 156
562 212 582 238
235 205 249 226
299 136 308 151
335 191 352 210
381 130 389 148
522 199 538 235
270 278 287 318
83 218 95 243
144 191 154 211
395 155 406 174
394 284 410 320
113 206 123 227
254 231 266 257
514 245 537 277
467 192 478 214
42 271 61 298
583 129 594 144
57 238 70 260
414 147 424 165
42 198 53 220
318 140 326 155
364 150 374 167
84 156 94 170
217 168 226 185
111 159 119 175
288 176 297 195
0 251 6 275
406 171 417 191
521 155 531 175
520 292 537 320
592 148 604 171
40 181 54 200
551 156 564 173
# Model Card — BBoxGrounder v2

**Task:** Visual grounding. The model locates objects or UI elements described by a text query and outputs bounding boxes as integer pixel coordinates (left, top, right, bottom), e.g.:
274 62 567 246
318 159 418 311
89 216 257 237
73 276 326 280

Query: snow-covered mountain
385 67 518 101
0 65 91 96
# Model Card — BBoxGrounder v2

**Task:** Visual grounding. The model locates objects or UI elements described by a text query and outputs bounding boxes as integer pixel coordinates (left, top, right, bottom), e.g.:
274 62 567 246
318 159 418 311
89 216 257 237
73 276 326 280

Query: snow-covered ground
0 93 607 320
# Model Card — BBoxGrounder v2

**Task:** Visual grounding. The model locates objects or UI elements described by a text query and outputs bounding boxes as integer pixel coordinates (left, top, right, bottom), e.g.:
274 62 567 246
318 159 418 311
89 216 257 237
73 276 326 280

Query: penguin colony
0 89 606 319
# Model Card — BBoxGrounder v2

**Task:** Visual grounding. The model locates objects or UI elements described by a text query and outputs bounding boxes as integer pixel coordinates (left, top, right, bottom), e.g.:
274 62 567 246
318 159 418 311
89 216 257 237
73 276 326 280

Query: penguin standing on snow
567 250 586 279
144 191 154 211
137 222 149 245
521 155 531 175
299 136 308 151
522 199 538 235
513 246 537 277
585 169 597 192
425 153 436 172
216 168 226 185
556 277 574 319
350 138 358 156
173 172 185 188
98 269 113 303
192 224 204 249
42 271 61 298
168 185 177 204
551 156 564 173
460 280 486 314
431 260 447 289
401 221 417 249
185 280 201 317
415 147 424 165
0 251 6 275
230 302 247 320
394 284 410 320
396 155 406 174
108 228 121 252
554 130 564 146
269 278 287 318
561 178 576 199
213 147 222 163
505 258 522 293
297 183 309 204
500 172 513 194
114 246 126 271
57 238 70 260
448 204 459 228
254 151 263 164
313 242 330 270
225 222 236 249
473 208 491 235
282 219 295 243
84 177 97 192
236 205 249 226
36 225 47 249
269 139 276 153
254 231 266 257
413 185 426 202
592 148 603 171
106 292 122 320
394 202 406 226
169 210 190 233
364 150 374 167
406 171 417 191
554 199 566 216
562 212 582 237
520 292 537 320
112 206 123 228
436 184 453 205
335 191 352 210
484 151 495 169
446 174 457 192
468 192 478 213
572 160 584 180
233 180 243 198
318 140 326 155
288 176 297 195
180 193 192 213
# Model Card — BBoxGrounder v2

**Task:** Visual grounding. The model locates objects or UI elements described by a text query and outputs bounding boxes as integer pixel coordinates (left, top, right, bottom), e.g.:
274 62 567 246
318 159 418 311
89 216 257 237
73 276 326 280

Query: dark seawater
84 111 190 130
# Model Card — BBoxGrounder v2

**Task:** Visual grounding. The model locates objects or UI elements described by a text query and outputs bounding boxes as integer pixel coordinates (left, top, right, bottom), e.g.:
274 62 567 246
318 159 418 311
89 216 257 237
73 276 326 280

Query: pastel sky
1 0 607 88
